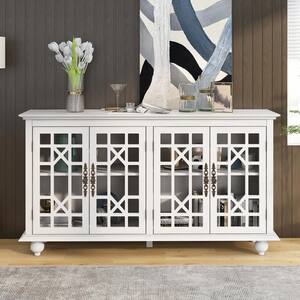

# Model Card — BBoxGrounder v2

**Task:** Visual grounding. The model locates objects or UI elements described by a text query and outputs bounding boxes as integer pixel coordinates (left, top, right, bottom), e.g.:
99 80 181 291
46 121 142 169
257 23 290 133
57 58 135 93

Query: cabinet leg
255 241 268 256
30 242 45 256
146 241 153 248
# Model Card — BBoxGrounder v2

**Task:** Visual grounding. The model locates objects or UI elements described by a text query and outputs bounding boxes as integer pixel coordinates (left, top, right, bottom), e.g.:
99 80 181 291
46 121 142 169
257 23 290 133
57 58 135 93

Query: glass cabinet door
154 127 210 234
89 127 146 234
33 127 89 234
210 127 266 233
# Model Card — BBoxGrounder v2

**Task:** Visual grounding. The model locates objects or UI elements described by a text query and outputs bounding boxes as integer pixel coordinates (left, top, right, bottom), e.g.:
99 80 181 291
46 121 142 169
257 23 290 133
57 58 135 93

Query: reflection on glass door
89 127 145 234
211 127 266 233
154 127 210 233
33 127 89 234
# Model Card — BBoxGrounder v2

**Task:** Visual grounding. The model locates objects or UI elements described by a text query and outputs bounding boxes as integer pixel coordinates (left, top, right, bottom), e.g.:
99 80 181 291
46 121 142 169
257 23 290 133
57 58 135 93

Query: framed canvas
140 0 232 110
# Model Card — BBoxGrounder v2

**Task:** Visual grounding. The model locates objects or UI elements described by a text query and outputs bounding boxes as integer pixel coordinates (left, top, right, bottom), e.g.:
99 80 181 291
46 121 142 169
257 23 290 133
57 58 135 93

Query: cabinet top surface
19 109 280 120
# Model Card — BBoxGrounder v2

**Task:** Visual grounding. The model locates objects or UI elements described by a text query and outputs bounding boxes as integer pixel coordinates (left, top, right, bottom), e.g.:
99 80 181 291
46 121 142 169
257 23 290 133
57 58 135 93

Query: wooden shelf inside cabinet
217 168 259 176
40 170 82 176
160 168 203 176
159 168 259 176
40 170 257 177
96 165 140 176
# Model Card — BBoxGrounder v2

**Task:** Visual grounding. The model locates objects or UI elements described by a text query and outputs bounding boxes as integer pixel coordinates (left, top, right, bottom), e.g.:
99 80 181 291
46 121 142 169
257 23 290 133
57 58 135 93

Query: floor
0 239 299 265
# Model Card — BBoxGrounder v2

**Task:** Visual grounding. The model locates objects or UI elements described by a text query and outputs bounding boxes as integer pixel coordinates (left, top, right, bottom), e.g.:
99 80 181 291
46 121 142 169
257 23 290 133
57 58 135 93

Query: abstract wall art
140 0 232 109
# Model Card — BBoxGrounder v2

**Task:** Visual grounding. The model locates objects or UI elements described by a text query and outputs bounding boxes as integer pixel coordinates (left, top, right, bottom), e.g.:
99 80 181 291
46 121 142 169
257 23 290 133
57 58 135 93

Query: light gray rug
0 266 300 300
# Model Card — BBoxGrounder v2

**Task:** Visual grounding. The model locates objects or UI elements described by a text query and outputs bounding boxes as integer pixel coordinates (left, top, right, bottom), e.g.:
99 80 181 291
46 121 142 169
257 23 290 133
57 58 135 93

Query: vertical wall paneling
232 0 243 108
0 0 140 237
0 0 297 238
5 0 16 237
273 0 284 236
284 0 298 237
15 0 26 235
252 0 263 108
262 0 273 110
242 0 253 108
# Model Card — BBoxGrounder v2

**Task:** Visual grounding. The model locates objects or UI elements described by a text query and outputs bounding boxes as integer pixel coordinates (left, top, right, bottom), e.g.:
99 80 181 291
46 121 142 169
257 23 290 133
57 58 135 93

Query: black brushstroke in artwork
218 74 232 82
140 59 154 103
140 42 204 102
140 43 231 102
170 41 202 80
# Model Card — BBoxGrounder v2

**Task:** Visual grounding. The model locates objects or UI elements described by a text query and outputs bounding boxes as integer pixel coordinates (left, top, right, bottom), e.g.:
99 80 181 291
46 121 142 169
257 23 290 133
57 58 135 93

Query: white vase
66 74 84 113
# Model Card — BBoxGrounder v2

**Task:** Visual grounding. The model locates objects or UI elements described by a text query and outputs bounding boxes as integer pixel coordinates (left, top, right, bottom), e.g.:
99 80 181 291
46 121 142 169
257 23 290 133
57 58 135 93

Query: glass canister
198 87 213 111
178 83 197 112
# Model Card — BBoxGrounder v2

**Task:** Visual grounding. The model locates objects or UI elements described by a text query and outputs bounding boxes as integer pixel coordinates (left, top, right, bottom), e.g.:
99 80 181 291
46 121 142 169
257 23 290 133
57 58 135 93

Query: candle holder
178 83 197 112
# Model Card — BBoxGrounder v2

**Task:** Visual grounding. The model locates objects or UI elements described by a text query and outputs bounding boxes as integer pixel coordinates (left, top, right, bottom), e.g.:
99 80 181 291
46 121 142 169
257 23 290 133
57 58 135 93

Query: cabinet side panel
25 120 33 235
266 120 274 233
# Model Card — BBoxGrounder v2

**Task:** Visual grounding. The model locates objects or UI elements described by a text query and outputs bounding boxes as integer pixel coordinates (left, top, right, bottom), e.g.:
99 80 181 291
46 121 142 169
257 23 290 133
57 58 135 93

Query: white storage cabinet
19 109 280 256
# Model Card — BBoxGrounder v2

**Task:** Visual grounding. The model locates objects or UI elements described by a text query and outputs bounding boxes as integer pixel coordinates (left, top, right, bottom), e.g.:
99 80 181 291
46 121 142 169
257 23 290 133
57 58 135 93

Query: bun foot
30 242 45 256
255 241 268 256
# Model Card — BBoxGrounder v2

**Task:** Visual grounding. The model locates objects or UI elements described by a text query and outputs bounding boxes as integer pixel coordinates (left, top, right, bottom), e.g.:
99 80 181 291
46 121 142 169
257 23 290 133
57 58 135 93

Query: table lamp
0 37 5 69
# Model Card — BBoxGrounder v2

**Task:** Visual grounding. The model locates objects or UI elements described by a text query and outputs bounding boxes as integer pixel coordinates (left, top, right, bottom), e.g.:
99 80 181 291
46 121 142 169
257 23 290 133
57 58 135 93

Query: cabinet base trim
19 232 280 242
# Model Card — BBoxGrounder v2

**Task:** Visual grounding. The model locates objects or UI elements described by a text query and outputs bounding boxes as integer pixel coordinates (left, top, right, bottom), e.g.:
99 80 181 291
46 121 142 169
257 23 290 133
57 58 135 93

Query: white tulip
63 46 71 56
86 54 93 64
64 56 72 65
59 42 66 52
55 53 64 63
48 42 59 53
85 42 93 52
85 49 93 57
48 38 93 72
78 61 86 70
75 37 82 46
80 42 88 51
76 47 83 57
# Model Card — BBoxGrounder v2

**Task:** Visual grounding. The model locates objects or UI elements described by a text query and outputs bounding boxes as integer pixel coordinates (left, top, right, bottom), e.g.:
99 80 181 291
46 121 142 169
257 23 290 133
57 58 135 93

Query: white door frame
32 127 90 234
89 127 146 234
210 126 266 234
153 127 210 234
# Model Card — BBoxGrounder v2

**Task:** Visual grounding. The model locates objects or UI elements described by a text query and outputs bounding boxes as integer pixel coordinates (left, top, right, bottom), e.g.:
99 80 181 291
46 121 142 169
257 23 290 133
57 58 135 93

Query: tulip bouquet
48 37 94 112
48 37 94 93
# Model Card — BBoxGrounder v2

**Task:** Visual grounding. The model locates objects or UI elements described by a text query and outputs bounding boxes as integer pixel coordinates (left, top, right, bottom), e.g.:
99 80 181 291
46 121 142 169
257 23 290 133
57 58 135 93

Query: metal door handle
82 163 88 197
211 163 217 197
204 163 209 197
90 163 96 197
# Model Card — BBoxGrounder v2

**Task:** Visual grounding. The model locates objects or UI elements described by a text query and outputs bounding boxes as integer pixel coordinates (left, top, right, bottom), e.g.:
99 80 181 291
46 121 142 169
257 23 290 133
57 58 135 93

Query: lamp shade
0 37 5 69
